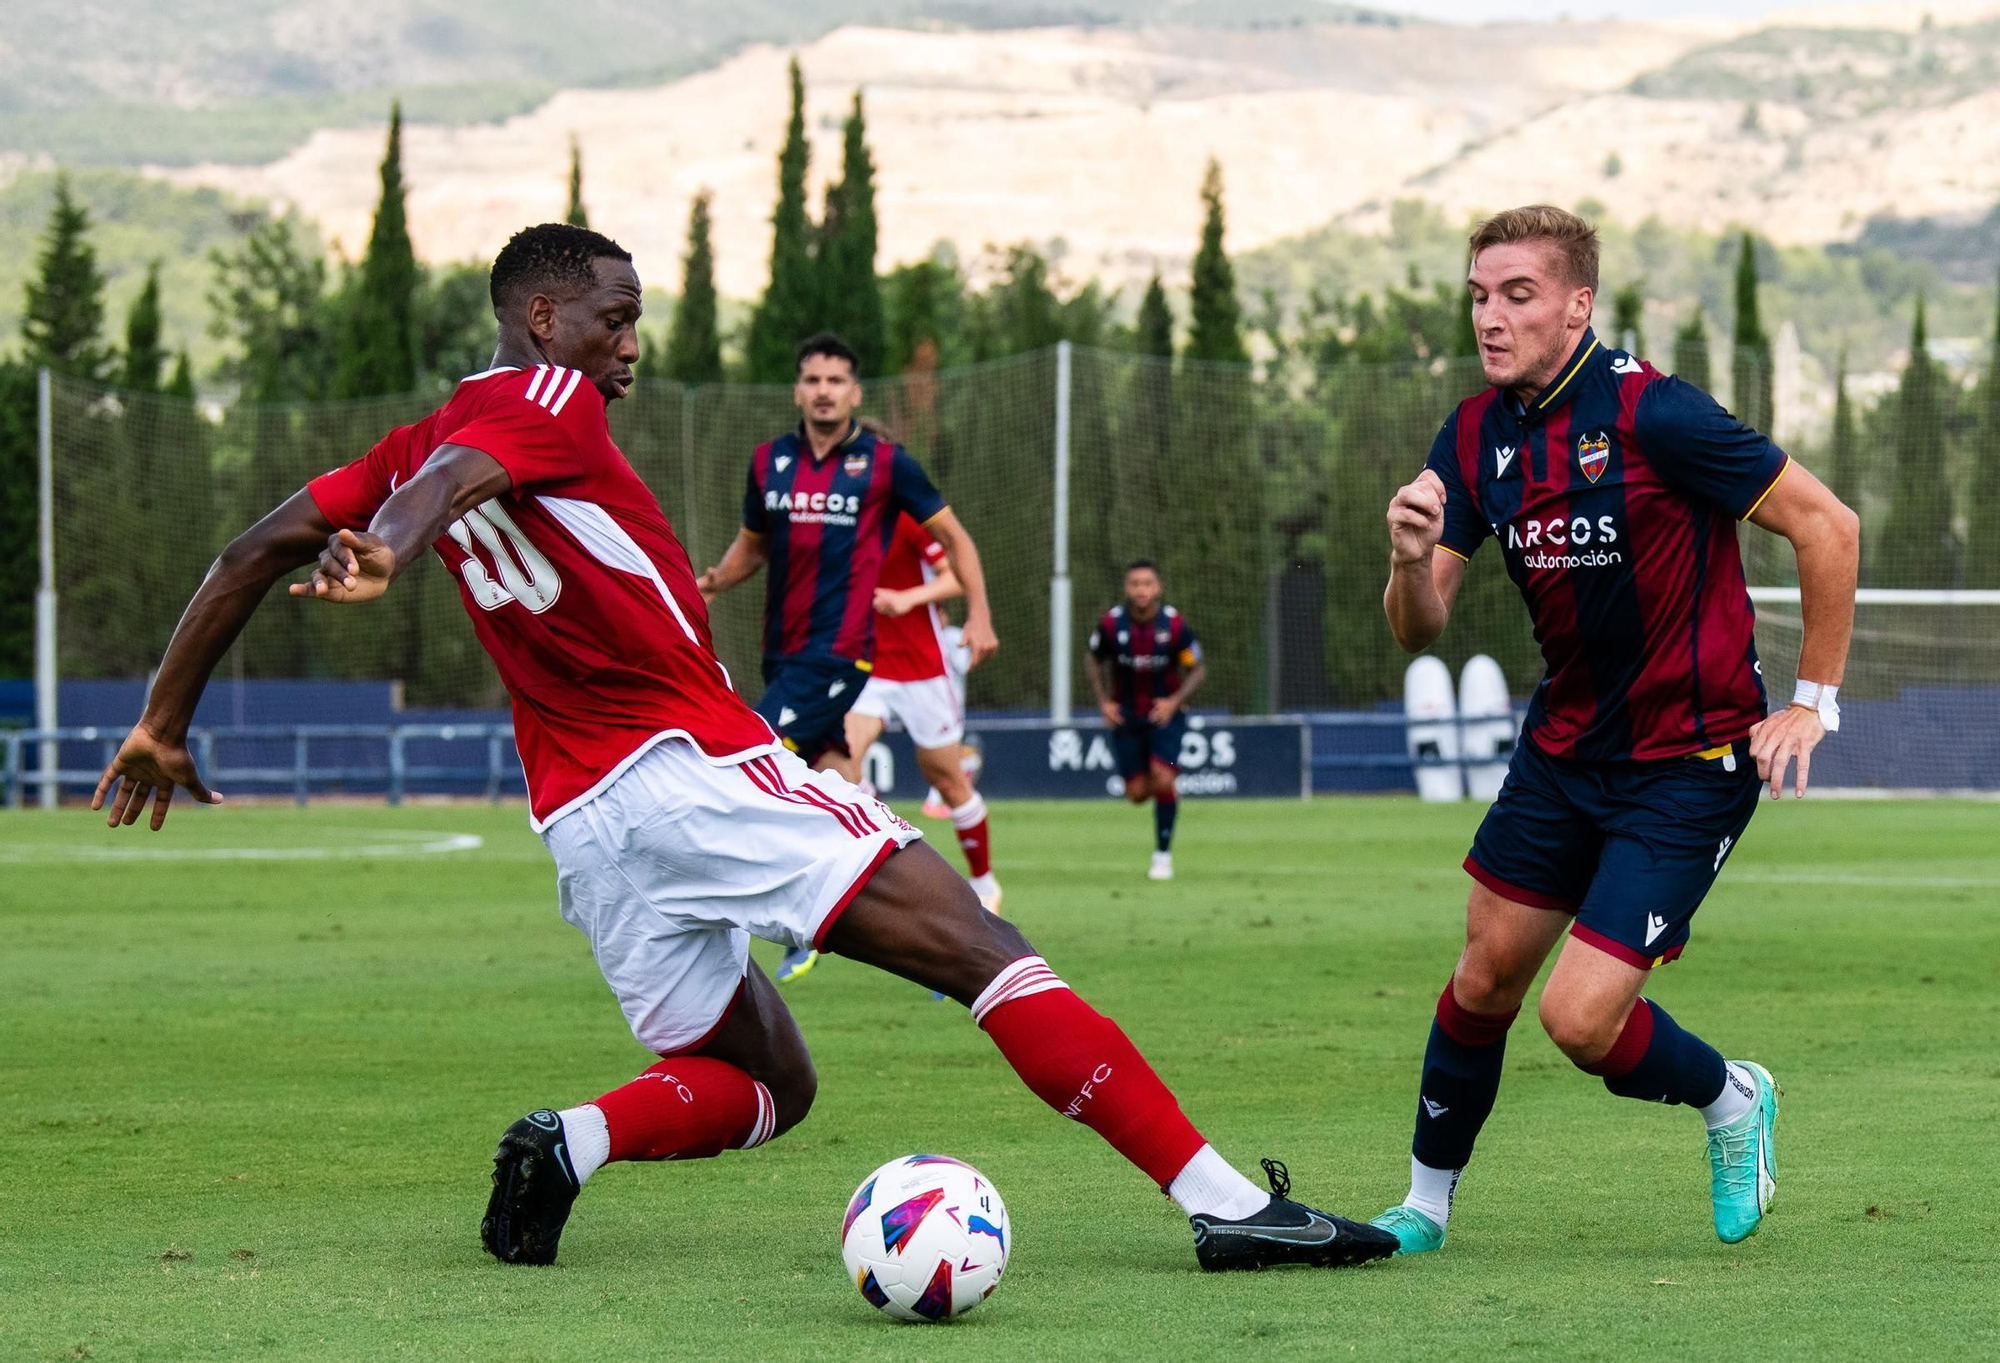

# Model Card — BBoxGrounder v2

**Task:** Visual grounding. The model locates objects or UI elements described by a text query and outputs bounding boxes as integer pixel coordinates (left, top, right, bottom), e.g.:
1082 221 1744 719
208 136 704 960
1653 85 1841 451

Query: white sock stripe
949 792 987 830
970 956 1068 1024
740 1081 774 1149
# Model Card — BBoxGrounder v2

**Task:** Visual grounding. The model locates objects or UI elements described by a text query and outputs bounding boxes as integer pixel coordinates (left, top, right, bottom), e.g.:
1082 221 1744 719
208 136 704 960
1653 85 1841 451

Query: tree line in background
2 62 1999 698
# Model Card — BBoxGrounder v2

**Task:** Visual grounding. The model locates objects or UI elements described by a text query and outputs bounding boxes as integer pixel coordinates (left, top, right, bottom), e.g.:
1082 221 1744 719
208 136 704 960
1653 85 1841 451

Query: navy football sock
1153 794 1178 852
1585 998 1728 1108
1412 979 1517 1172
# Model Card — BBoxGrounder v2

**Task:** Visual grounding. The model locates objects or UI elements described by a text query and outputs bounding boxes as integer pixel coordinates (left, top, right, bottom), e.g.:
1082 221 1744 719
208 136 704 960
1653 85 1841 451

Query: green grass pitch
2 795 1995 1361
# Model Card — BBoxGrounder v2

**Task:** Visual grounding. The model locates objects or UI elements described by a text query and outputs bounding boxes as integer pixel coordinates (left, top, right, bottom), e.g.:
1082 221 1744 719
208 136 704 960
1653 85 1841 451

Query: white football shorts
540 739 921 1054
850 673 965 749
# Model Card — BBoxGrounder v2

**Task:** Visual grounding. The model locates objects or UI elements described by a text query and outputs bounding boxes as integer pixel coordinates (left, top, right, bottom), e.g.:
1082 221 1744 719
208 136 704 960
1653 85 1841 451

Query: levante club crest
1577 431 1611 483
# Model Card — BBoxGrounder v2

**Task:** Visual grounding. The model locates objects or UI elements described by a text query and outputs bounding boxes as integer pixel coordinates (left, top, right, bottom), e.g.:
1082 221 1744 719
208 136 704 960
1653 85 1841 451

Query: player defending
91 224 1396 1275
1088 560 1206 881
698 334 990 982
832 511 1002 911
1372 206 1858 1253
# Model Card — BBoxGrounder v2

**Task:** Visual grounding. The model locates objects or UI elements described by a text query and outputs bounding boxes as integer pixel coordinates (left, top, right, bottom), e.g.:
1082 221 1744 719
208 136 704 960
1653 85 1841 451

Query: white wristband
1791 680 1840 732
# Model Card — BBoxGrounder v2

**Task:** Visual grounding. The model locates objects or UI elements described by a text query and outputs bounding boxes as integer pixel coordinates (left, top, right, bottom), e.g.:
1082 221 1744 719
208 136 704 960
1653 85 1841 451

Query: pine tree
121 261 167 393
816 91 884 374
1878 296 1956 588
1673 306 1712 391
333 103 420 398
165 349 196 399
22 172 112 381
883 258 965 375
1135 273 1173 359
209 213 334 403
1827 350 1859 513
746 58 819 382
1730 232 1773 431
664 190 723 384
1611 281 1645 356
565 135 589 228
1966 276 2000 587
1186 159 1247 364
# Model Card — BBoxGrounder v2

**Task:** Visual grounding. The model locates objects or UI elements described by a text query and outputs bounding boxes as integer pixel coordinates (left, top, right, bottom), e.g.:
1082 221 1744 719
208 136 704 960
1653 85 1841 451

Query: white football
839 1154 1010 1322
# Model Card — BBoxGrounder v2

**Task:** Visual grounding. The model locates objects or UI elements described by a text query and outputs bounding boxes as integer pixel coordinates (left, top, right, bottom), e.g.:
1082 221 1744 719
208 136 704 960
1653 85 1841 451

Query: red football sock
591 1057 774 1163
951 793 993 878
973 955 1206 1188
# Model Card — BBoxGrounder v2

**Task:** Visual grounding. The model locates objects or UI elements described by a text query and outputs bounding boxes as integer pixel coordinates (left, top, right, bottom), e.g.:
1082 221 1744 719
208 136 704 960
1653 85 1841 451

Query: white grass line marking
0 831 484 864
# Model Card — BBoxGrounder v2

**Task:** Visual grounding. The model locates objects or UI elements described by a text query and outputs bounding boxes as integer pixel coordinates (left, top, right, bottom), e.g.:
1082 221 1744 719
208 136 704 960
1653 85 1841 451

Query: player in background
1372 205 1858 1254
833 511 1002 912
1088 560 1206 881
697 334 995 982
91 224 1396 1275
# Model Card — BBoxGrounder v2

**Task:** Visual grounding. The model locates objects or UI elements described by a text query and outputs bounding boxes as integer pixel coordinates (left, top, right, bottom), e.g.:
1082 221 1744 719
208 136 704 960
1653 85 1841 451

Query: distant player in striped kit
1088 560 1206 881
699 333 997 981
1374 205 1858 1255
832 511 1002 911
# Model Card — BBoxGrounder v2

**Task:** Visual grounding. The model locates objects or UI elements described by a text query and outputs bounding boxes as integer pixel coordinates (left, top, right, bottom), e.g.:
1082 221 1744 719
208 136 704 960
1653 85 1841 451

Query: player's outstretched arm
292 444 510 605
1088 658 1122 728
923 509 996 667
93 489 335 830
874 564 961 617
697 530 768 601
1746 462 1860 799
1384 469 1465 653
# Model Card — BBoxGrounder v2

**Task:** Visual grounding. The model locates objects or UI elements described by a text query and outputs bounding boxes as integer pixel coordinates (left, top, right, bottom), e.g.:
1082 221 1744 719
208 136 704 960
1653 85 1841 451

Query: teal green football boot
1707 1061 1780 1244
1368 1204 1447 1256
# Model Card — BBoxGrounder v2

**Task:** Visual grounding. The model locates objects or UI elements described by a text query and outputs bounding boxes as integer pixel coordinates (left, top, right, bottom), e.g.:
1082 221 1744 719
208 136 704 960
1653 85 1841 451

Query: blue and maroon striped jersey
1427 328 1790 763
743 421 947 663
1089 605 1202 716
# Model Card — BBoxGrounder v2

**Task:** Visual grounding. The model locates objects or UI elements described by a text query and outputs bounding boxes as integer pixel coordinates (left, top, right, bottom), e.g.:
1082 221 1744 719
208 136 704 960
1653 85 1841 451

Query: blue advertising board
858 716 1310 801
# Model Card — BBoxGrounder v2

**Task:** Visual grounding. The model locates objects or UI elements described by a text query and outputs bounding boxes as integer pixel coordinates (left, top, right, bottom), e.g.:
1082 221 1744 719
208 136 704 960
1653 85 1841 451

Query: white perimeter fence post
35 367 57 809
1048 341 1073 724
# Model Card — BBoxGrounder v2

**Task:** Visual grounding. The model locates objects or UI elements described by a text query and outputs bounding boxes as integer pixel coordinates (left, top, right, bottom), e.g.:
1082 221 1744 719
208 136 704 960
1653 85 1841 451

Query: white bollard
1458 654 1516 802
1404 655 1464 802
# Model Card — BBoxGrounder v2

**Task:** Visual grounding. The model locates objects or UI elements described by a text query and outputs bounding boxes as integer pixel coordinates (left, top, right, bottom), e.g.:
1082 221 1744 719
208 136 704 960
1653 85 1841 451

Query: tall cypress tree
1730 232 1773 431
665 191 723 385
333 103 420 398
565 135 589 228
1611 281 1645 356
1673 306 1712 391
22 172 112 381
1136 274 1173 359
1965 277 2000 587
1878 297 1956 588
165 349 196 399
1827 350 1859 514
121 261 167 393
817 91 884 374
1186 158 1247 364
746 58 818 382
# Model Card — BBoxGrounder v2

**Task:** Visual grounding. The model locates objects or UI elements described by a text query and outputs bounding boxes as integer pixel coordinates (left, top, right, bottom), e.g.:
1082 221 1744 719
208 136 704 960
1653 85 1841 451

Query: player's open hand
1748 704 1826 799
290 528 395 604
872 587 916 618
1099 699 1124 729
961 616 998 669
1148 697 1179 725
1387 469 1448 566
90 721 222 831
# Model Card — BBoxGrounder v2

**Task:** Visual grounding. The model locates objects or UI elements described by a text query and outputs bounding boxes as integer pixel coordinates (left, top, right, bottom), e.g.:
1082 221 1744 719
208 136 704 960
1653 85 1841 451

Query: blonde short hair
1469 205 1600 293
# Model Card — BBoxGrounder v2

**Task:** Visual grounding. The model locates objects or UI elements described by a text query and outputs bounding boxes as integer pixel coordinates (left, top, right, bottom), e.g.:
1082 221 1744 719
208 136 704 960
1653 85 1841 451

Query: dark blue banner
859 717 1309 801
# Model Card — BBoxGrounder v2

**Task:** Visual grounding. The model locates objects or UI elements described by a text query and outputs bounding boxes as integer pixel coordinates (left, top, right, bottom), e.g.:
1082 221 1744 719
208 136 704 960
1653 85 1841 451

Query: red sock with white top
972 955 1267 1217
558 1057 776 1184
950 793 993 877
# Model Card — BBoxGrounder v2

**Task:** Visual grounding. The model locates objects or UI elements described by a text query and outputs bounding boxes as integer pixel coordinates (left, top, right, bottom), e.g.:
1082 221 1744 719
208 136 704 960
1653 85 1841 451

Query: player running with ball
1372 206 1858 1253
90 224 1396 1275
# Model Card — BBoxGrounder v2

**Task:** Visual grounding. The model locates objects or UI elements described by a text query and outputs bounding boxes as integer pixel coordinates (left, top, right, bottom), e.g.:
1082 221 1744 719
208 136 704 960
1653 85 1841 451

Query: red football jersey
869 513 951 682
307 364 778 829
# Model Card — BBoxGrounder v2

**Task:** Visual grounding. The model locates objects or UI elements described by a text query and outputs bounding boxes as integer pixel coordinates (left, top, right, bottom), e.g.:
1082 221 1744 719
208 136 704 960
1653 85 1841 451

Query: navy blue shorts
756 656 873 763
1112 714 1188 780
1464 736 1761 969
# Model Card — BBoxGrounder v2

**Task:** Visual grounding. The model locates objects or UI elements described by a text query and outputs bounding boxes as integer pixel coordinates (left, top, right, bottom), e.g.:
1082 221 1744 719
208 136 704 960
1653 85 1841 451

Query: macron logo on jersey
1494 444 1518 478
524 365 586 416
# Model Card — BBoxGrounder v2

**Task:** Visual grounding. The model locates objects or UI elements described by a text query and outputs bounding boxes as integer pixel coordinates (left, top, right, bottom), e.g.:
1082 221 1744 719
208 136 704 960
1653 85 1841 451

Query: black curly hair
489 222 632 311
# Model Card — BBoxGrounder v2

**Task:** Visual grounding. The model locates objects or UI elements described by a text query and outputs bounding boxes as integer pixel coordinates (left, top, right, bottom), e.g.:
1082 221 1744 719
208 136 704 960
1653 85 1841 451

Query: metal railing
3 724 520 809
